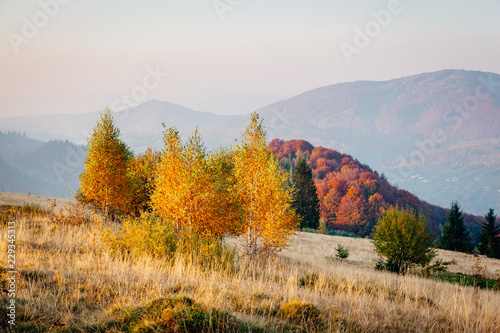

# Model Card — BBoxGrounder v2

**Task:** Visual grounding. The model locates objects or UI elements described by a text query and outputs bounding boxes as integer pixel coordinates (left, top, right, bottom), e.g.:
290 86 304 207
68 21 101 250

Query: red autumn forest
268 139 481 239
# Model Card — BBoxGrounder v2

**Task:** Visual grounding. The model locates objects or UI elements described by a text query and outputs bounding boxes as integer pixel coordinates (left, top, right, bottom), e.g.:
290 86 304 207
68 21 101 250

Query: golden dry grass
0 192 69 212
280 232 500 276
1 196 500 332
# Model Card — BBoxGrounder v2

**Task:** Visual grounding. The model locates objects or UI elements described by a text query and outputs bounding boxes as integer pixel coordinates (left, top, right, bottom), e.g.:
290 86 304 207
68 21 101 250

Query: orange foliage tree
151 126 185 228
128 147 161 215
78 108 132 215
233 113 298 256
151 126 241 237
336 186 368 234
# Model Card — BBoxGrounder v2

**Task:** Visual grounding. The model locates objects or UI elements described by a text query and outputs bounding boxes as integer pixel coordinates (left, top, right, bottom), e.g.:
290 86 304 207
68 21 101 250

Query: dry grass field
0 191 69 212
279 232 500 276
1 192 500 332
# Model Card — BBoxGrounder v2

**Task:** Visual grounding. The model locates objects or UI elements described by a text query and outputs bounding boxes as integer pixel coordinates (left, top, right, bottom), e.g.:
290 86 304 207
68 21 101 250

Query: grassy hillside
1 193 500 332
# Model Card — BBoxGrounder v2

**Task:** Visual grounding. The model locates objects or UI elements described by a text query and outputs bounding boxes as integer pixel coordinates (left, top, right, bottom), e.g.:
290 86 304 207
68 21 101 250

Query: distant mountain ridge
0 100 236 146
0 69 499 214
0 132 84 198
256 69 500 214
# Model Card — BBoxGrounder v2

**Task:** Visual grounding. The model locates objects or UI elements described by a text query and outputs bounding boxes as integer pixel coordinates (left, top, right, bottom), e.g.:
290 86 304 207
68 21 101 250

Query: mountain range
0 69 499 214
0 132 85 197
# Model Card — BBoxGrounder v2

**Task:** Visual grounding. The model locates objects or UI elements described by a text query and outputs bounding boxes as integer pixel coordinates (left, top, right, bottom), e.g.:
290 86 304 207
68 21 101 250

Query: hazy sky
1 0 499 117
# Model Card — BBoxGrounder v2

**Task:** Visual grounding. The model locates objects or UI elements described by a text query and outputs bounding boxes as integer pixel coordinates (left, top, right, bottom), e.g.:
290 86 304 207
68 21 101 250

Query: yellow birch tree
128 147 161 215
233 112 298 256
78 108 132 215
151 126 241 237
151 126 188 230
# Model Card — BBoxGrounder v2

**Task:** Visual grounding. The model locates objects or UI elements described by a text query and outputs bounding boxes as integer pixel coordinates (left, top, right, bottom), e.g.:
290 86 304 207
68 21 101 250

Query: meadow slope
1 192 500 332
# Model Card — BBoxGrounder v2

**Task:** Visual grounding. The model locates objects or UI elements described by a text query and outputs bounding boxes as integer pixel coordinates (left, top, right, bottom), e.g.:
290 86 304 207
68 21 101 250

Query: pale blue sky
1 0 499 116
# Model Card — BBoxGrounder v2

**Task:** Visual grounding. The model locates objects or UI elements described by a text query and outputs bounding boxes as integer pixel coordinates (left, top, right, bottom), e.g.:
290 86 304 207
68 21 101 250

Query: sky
1 0 500 117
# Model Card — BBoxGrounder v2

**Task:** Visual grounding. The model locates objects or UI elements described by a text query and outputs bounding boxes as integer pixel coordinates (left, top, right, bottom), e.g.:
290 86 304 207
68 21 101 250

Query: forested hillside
259 70 500 215
269 139 482 241
0 131 85 197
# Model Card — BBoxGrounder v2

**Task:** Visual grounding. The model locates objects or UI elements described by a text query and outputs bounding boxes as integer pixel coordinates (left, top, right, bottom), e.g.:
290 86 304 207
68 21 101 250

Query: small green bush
423 259 450 277
335 244 349 261
373 207 436 274
301 227 317 234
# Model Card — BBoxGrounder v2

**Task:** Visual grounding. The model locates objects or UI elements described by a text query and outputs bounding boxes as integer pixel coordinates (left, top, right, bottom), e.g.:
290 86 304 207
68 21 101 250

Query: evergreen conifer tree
292 158 320 230
438 201 473 253
478 208 500 258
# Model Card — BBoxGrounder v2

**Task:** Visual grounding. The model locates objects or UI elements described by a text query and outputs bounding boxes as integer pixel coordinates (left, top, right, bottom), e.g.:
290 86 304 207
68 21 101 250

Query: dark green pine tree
292 158 320 230
438 201 473 253
478 208 500 258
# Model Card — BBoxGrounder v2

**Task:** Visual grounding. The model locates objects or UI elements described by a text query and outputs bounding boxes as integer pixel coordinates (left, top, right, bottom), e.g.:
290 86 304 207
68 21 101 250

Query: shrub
100 212 177 258
49 198 93 226
99 212 237 271
373 207 436 274
103 296 241 332
301 227 317 234
471 256 492 279
280 300 324 328
335 244 349 261
423 259 450 277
